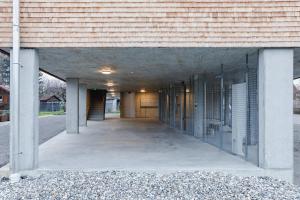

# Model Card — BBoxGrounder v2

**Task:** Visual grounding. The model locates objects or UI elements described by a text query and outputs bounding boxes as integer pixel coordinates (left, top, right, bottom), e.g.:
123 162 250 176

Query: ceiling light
186 88 190 93
140 89 146 93
99 66 113 75
105 81 115 87
101 70 112 75
108 88 115 92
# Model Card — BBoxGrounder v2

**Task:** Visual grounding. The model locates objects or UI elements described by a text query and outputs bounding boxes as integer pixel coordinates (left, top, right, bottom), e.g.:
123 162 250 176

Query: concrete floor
38 118 273 178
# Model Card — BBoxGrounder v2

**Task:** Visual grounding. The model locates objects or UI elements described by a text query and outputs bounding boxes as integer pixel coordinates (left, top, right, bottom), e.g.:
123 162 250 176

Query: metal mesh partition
204 75 222 147
175 84 183 130
203 64 258 165
246 65 259 165
158 55 259 166
185 79 193 134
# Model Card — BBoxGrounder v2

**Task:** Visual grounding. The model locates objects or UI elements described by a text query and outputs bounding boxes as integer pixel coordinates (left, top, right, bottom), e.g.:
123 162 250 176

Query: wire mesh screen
246 67 259 164
158 62 259 166
204 76 222 147
203 67 258 164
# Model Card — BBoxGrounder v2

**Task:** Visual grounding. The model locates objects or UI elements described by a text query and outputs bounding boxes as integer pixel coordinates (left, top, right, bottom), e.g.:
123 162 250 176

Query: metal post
183 83 187 131
245 54 249 159
203 76 207 140
220 64 224 149
11 0 20 174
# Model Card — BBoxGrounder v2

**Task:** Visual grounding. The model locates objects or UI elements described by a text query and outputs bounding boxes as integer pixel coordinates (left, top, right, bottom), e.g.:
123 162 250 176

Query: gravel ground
0 171 299 200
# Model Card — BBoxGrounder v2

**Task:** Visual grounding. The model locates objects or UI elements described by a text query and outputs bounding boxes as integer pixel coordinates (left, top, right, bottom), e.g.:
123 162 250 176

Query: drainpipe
10 0 21 181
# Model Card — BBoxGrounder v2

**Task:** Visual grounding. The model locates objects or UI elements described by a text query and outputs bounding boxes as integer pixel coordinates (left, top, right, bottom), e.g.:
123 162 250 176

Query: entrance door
231 83 247 156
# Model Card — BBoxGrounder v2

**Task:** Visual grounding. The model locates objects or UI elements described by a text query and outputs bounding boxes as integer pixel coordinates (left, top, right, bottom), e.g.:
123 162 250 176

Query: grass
39 110 65 116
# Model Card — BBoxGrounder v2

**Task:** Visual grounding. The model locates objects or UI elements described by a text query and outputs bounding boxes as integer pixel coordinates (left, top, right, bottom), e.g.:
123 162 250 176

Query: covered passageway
4 47 300 182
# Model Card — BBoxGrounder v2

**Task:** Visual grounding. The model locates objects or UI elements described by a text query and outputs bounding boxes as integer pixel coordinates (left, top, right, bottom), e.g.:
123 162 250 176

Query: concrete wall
120 92 136 118
1 1 300 47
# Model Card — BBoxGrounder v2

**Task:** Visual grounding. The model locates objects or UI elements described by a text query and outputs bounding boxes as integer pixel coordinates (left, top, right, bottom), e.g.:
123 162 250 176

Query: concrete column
79 84 87 127
193 74 204 138
66 78 79 133
258 48 294 181
10 49 39 172
120 92 136 118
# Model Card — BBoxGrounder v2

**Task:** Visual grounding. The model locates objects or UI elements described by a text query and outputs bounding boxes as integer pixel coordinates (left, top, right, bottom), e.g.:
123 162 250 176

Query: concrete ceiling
38 47 300 92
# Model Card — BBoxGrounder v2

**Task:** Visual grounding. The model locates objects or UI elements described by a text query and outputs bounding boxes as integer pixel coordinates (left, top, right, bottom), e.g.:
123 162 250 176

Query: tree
0 53 10 86
41 75 66 101
39 72 45 97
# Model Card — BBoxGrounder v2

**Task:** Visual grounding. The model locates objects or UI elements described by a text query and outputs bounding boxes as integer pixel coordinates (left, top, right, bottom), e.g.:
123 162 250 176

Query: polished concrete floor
38 118 268 177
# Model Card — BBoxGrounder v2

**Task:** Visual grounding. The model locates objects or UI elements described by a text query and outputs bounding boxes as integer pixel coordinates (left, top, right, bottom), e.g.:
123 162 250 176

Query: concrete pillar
169 85 176 128
193 74 204 138
66 78 79 133
79 84 87 127
120 92 136 118
258 48 294 181
10 49 39 172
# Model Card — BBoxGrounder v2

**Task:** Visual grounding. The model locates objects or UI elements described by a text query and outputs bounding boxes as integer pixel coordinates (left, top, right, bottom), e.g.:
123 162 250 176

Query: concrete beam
66 78 79 133
258 48 294 181
79 84 87 127
10 49 39 172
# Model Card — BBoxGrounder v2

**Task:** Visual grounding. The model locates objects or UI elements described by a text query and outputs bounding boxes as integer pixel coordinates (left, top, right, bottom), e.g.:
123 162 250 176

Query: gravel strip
0 171 300 200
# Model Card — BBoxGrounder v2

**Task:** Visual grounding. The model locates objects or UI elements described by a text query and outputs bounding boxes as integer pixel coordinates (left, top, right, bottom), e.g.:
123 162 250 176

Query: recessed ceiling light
108 88 115 92
99 66 114 75
140 89 146 93
107 82 114 87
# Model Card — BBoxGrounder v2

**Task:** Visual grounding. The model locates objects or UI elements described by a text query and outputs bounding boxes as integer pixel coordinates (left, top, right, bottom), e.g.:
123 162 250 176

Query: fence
40 102 65 112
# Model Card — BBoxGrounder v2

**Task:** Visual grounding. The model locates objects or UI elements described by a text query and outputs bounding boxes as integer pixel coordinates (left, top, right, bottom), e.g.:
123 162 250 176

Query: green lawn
39 110 65 116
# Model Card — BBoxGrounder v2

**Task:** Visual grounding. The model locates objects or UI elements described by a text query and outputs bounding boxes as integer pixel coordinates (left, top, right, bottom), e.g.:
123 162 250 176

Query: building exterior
39 95 63 112
0 0 299 181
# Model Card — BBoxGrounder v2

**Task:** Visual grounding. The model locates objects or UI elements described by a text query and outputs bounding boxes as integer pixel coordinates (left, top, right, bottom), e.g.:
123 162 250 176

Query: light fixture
186 88 190 93
99 66 113 75
140 89 146 93
105 81 115 87
108 88 115 92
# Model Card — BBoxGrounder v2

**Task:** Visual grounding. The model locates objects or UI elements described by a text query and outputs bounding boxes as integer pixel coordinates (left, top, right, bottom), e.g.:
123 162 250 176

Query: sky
294 78 300 88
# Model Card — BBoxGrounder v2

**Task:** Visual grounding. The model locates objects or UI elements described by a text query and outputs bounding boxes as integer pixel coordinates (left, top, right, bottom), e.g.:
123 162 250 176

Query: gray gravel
0 171 300 200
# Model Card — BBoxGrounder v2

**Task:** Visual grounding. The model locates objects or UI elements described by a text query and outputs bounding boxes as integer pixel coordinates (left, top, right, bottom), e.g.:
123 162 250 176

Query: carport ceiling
39 47 300 91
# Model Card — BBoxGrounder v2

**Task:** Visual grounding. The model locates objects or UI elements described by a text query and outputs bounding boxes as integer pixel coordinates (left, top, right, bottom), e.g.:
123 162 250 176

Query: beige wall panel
136 92 159 119
1 0 300 47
